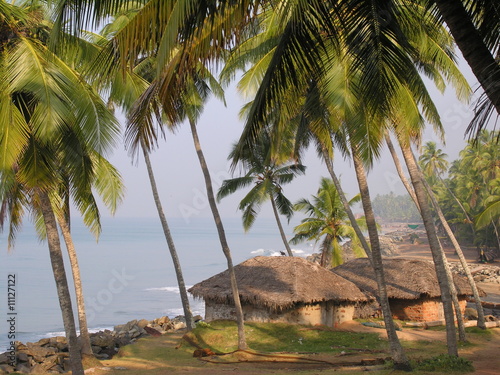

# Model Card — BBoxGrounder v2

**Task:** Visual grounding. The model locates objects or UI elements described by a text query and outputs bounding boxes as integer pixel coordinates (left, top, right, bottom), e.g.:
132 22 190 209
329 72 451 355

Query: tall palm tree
217 132 305 256
0 2 119 373
387 137 486 331
95 4 196 331
124 53 248 348
290 177 365 267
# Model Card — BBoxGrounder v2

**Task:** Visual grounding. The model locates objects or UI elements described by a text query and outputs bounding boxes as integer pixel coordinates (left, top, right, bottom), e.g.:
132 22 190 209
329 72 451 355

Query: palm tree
419 142 449 180
387 138 486 332
123 51 248 348
96 4 196 331
290 177 365 267
1 2 119 373
217 132 305 256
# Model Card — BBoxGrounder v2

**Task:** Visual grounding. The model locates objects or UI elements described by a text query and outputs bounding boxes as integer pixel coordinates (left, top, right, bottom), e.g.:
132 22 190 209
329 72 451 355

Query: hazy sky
103 58 489 222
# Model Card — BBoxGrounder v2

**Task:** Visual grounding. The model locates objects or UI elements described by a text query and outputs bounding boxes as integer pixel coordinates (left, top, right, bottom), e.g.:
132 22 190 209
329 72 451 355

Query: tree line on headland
1 1 498 374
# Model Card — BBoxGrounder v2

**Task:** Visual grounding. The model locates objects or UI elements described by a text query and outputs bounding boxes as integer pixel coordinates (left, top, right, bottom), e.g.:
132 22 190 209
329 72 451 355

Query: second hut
333 258 481 322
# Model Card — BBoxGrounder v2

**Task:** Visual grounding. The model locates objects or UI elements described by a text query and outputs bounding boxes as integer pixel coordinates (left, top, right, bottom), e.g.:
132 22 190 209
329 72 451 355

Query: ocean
0 216 313 351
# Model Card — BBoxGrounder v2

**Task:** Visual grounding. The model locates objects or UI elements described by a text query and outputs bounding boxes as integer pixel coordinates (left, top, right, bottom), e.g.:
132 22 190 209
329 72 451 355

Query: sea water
0 216 313 351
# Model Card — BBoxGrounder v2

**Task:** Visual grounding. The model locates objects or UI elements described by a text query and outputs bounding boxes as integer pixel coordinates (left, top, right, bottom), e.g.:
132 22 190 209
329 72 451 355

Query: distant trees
372 193 421 223
426 131 500 252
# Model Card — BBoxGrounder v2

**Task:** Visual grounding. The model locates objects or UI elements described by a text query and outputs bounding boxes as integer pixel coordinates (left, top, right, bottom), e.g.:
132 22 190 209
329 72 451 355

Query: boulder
90 334 115 349
193 315 203 322
143 326 162 337
15 363 31 373
17 352 29 362
137 319 149 329
0 353 9 365
36 338 50 347
26 343 56 362
0 364 14 374
464 307 478 320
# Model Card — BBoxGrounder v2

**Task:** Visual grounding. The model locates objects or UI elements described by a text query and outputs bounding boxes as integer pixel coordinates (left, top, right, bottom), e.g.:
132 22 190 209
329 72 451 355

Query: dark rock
193 348 215 358
0 364 14 374
193 315 203 322
16 363 31 373
17 352 29 362
114 334 131 348
36 338 50 347
91 345 102 354
137 319 149 329
29 363 48 373
143 326 162 337
90 334 115 348
464 307 478 320
26 343 56 362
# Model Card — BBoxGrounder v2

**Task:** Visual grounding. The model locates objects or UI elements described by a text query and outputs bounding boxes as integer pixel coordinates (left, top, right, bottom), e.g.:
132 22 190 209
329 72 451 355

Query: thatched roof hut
189 256 369 311
332 258 475 299
332 258 483 322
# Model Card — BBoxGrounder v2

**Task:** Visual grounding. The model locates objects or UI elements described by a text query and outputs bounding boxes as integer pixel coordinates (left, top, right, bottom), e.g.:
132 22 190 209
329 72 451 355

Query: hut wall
204 300 355 327
390 297 467 322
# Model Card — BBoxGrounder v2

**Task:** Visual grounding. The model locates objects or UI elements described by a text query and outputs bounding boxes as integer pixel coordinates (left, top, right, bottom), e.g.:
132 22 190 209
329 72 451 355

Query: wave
250 248 311 257
144 286 193 293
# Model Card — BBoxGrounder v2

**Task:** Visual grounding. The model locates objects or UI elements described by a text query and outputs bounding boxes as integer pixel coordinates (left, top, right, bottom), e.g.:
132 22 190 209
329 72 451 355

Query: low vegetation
84 321 500 375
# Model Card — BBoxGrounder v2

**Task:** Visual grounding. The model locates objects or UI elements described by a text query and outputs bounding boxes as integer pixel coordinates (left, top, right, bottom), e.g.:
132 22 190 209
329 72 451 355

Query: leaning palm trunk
351 150 410 370
388 136 477 337
321 147 371 258
399 143 459 356
141 140 194 331
411 153 486 330
38 191 84 375
57 216 93 355
385 134 420 209
189 120 247 349
270 194 293 256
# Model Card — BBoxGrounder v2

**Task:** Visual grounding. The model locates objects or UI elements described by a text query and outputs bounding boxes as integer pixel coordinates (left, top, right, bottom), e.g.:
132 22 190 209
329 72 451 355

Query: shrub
413 354 474 372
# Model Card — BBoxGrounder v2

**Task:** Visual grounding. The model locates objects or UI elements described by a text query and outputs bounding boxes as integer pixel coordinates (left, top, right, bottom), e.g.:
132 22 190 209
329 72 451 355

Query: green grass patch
187 320 387 354
412 354 474 372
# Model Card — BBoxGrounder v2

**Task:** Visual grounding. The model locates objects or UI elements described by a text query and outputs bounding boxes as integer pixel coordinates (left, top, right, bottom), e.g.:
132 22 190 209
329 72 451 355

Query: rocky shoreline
0 315 200 374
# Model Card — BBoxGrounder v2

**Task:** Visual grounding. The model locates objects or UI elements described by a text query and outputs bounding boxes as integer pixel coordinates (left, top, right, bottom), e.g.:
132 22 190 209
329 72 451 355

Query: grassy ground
55 321 500 375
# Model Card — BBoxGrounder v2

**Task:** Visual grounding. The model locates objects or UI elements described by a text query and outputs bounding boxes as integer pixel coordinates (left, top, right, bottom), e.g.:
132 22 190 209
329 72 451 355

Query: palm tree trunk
433 0 500 116
386 134 474 342
351 149 410 370
412 155 487 330
189 120 247 350
319 233 334 268
57 216 93 355
270 194 293 256
399 143 459 356
385 134 420 209
321 147 371 259
38 191 84 375
141 140 194 331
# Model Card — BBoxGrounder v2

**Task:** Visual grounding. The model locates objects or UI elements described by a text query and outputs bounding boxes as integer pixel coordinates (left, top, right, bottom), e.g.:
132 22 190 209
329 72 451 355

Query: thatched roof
333 258 482 300
188 256 370 311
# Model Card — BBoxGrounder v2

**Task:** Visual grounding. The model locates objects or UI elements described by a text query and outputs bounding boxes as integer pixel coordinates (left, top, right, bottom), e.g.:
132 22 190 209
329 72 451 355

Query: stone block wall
204 300 356 327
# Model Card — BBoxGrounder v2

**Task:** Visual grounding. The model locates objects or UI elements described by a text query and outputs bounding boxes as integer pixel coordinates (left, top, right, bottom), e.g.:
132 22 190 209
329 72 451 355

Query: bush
413 354 474 372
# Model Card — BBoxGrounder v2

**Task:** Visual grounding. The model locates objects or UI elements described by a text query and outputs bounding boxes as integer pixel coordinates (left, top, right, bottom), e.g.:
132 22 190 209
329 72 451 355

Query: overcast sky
103 58 491 222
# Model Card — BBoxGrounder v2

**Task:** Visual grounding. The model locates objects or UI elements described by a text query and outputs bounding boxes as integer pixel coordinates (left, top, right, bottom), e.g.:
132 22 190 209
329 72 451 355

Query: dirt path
86 324 500 375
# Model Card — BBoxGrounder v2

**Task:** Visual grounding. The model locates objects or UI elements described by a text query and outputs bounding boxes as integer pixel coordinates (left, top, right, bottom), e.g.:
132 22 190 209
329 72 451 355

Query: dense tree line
421 132 500 252
372 193 422 223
